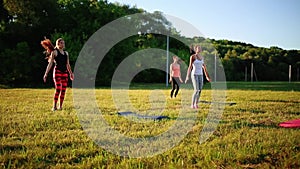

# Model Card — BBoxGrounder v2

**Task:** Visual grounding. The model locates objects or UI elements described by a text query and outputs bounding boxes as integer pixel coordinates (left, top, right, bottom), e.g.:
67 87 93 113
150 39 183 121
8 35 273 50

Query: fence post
245 66 247 81
289 65 291 83
251 62 253 82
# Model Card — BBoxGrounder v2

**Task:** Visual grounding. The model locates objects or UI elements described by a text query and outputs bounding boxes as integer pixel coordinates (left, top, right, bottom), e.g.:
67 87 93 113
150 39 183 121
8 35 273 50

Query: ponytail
41 37 55 62
189 44 195 55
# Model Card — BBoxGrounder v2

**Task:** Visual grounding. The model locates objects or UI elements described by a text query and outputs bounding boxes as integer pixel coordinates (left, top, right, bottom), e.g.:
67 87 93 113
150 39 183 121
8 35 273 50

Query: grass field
0 82 300 168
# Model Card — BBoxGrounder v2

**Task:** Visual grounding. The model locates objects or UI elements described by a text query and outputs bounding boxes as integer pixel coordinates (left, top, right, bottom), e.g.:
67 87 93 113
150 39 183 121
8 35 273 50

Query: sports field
0 82 299 168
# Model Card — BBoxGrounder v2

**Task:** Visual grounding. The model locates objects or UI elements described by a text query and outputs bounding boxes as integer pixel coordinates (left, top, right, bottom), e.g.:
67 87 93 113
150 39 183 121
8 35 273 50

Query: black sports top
54 49 67 72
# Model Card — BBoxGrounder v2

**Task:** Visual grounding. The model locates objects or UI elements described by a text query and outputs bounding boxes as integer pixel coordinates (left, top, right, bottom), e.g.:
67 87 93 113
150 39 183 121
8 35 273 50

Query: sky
108 0 300 50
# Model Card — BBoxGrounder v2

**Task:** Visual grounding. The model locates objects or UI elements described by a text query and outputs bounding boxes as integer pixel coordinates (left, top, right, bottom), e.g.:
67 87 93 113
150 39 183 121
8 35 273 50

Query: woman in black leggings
42 38 74 111
169 55 183 98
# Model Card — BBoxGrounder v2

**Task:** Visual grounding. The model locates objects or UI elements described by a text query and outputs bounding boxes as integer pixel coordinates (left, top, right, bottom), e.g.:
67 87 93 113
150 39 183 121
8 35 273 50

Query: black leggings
171 77 180 98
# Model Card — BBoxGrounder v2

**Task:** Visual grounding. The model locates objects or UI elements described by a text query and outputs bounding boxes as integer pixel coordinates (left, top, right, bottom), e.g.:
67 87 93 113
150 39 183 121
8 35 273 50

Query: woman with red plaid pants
42 38 74 111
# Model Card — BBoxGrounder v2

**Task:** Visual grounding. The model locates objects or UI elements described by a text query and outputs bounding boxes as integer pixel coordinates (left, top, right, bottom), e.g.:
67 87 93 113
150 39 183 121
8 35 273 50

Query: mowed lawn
0 82 299 168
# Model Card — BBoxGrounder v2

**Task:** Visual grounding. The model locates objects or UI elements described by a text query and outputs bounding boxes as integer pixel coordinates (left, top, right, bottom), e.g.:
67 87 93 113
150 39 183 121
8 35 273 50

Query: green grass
0 82 300 168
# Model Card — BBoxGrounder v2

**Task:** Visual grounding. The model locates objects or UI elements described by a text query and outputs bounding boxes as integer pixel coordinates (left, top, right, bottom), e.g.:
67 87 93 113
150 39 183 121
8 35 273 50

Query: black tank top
54 49 67 72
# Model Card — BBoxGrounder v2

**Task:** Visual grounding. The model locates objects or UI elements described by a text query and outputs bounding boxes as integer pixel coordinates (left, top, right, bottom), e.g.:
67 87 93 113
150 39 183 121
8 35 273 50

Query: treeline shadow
226 82 300 91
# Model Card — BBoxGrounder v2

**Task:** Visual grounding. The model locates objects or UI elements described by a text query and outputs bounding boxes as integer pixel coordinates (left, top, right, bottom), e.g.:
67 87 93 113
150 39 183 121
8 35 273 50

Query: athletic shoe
51 107 57 111
57 107 62 111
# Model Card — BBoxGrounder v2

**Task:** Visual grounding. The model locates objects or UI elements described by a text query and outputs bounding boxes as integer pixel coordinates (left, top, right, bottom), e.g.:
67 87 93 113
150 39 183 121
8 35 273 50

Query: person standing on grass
185 45 211 109
41 38 74 111
169 55 183 98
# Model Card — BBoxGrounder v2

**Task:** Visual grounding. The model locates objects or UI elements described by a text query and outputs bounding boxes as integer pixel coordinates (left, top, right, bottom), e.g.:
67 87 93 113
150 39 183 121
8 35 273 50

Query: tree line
1 0 299 87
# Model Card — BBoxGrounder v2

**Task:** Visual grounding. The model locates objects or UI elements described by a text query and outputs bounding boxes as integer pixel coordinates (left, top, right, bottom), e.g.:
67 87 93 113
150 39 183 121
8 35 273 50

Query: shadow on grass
239 152 278 167
232 121 280 129
237 108 266 114
226 81 300 91
251 99 300 104
1 143 27 152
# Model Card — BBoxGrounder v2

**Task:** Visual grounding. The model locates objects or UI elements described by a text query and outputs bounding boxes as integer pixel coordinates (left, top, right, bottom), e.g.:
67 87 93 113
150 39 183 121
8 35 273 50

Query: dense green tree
0 0 299 87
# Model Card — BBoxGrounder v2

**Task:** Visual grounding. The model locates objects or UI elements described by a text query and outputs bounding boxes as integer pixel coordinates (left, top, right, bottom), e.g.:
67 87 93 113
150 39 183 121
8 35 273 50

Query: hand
169 79 172 83
43 74 47 83
206 77 211 82
185 77 189 83
70 73 74 81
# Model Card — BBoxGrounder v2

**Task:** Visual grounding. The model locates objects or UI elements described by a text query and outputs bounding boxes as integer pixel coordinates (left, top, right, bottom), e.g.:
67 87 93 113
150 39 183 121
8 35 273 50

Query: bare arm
178 65 183 83
169 64 173 82
43 50 56 82
65 51 74 80
202 64 211 82
185 55 194 83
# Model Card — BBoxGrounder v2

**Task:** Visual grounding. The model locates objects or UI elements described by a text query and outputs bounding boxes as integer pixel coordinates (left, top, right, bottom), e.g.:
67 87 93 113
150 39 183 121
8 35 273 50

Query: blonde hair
55 38 64 48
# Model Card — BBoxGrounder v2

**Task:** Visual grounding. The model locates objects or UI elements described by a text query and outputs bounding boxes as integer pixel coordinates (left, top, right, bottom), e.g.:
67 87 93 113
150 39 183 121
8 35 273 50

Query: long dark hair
189 44 195 55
